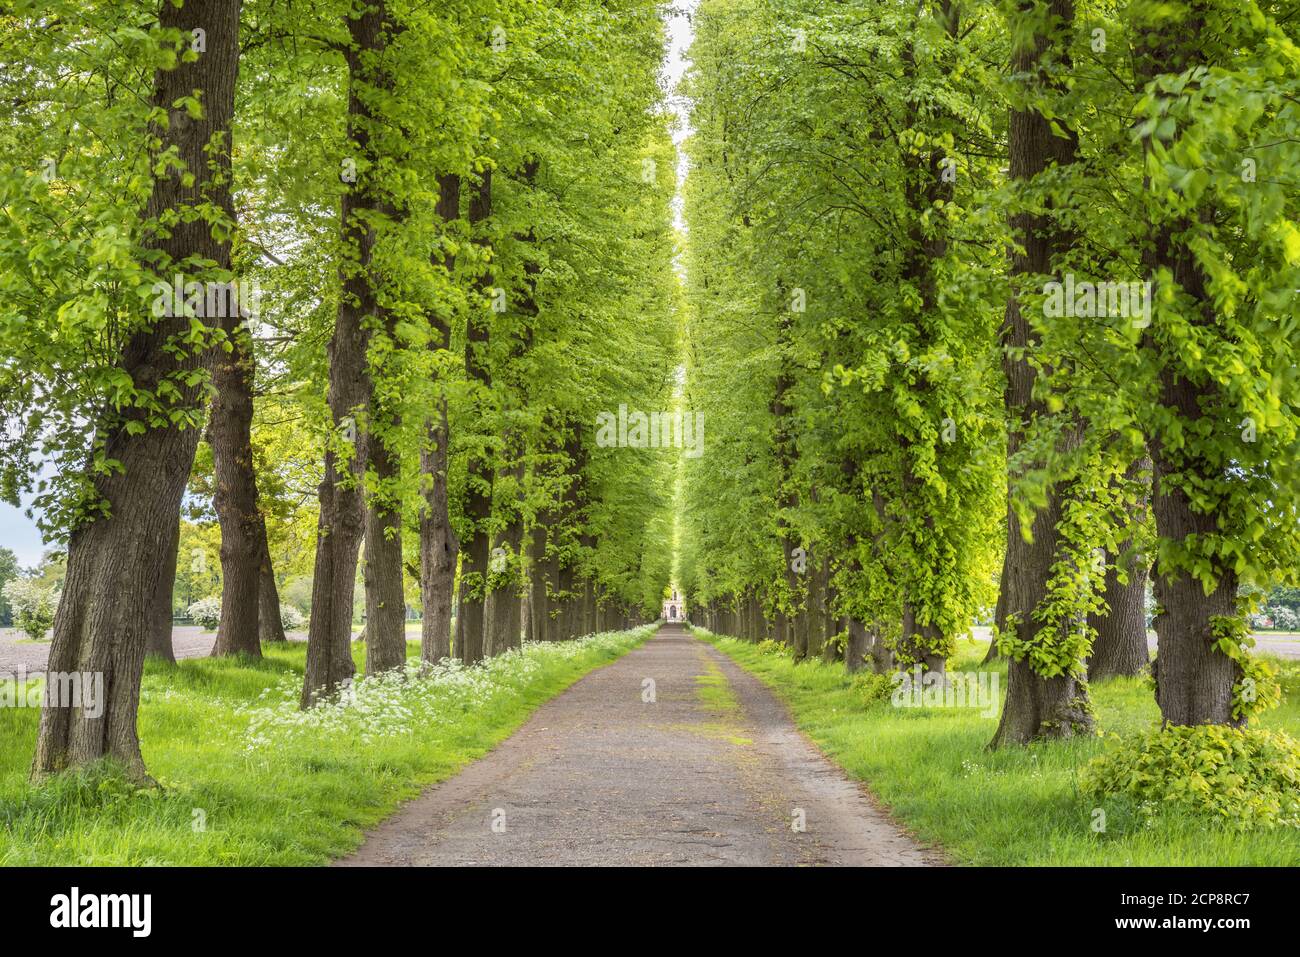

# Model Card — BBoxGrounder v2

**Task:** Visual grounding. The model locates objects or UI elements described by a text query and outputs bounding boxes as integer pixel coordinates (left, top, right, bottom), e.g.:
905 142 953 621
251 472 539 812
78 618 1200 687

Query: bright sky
663 2 696 272
0 502 46 567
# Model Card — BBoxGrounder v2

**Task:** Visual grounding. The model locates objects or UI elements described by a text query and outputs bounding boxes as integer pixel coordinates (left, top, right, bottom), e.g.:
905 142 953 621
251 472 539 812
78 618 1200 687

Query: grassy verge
698 628 1300 865
0 626 652 865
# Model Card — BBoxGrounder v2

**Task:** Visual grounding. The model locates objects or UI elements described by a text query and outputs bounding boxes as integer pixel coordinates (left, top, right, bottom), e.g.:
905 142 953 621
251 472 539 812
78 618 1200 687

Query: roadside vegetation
701 628 1300 866
0 627 650 866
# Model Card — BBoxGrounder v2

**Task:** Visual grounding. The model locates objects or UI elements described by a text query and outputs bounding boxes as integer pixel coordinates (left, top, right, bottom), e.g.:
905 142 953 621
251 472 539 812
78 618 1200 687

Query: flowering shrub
237 626 654 751
2 578 59 640
187 597 222 630
279 604 305 630
1268 606 1299 631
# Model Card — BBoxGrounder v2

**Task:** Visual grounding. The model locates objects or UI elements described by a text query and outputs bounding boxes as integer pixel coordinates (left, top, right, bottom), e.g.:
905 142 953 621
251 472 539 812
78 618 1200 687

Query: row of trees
0 0 681 780
678 0 1300 746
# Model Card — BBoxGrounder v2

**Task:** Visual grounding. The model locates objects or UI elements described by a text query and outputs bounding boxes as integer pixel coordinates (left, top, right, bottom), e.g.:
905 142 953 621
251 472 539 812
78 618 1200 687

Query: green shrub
849 671 894 707
755 638 787 657
1081 724 1300 829
2 578 58 640
187 596 222 630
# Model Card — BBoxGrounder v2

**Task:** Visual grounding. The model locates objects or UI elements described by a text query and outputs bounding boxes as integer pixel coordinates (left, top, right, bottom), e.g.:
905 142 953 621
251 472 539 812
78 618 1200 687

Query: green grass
0 627 650 865
699 629 1300 866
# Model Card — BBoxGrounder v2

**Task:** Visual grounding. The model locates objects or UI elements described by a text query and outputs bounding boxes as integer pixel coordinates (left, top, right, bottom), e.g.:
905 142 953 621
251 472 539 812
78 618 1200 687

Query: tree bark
1135 8 1242 727
363 430 407 675
1086 459 1151 678
844 618 869 674
33 0 240 780
455 168 494 665
989 0 1094 748
257 526 287 641
771 302 801 656
419 173 460 666
484 159 539 659
146 517 179 663
1087 547 1149 679
209 319 262 658
302 2 391 706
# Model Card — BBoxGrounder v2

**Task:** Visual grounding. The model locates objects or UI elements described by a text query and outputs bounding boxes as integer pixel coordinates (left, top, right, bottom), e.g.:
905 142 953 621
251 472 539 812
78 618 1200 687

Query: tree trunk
866 622 894 674
900 602 947 677
844 618 869 674
484 460 524 658
484 159 538 659
1087 547 1150 680
209 319 262 658
555 560 575 641
302 3 392 706
419 400 457 665
146 518 179 664
363 435 407 675
1136 11 1243 728
989 0 1093 747
456 168 494 665
419 173 460 667
257 527 287 642
33 0 240 780
991 492 1093 746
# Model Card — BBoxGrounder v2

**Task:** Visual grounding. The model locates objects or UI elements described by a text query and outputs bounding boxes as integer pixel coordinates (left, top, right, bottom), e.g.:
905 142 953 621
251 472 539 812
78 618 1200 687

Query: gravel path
0 625 317 677
338 622 938 867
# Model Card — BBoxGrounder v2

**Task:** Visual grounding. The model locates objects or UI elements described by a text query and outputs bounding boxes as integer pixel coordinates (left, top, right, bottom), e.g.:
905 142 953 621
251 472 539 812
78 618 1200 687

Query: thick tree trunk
257 527 287 641
899 602 947 677
484 159 538 659
419 173 460 667
419 390 457 665
989 0 1094 747
363 433 407 675
1148 373 1242 724
866 622 894 674
991 491 1093 746
456 169 494 665
844 618 870 674
146 518 179 663
1087 546 1150 680
1136 13 1243 728
484 461 524 658
209 321 262 658
1086 460 1151 678
302 4 392 706
33 0 240 780
554 561 575 641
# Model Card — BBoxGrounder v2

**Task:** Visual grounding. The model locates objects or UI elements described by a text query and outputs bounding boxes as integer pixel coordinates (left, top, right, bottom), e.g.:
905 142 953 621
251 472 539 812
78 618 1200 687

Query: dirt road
339 622 937 867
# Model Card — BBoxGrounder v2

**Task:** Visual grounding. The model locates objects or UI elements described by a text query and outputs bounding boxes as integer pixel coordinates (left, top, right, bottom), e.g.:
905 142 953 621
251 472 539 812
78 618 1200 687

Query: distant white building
662 588 685 621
